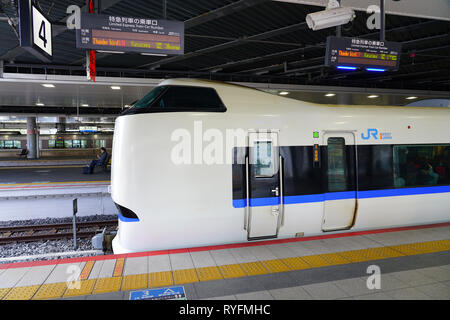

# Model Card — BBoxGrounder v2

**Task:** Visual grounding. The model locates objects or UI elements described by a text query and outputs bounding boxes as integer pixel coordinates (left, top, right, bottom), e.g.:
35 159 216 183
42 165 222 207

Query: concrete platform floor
0 166 110 184
0 223 449 300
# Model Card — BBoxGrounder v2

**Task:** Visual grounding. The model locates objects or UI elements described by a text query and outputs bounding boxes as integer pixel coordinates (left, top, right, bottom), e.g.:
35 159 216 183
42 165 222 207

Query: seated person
88 147 108 174
417 162 439 186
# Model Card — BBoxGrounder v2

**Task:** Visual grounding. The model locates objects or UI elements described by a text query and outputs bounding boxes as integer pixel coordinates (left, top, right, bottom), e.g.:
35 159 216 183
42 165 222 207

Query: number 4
39 21 47 48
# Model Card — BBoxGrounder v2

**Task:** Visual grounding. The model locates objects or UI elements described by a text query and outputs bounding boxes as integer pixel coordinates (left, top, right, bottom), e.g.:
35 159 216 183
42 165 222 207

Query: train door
322 132 357 231
245 131 283 239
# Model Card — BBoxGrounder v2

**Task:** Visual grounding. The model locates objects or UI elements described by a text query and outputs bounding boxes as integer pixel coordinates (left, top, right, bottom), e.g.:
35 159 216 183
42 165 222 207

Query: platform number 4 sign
38 21 47 47
32 6 52 56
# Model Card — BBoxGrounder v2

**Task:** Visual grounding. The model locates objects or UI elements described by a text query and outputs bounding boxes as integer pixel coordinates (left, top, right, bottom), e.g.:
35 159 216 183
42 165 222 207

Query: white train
111 78 450 254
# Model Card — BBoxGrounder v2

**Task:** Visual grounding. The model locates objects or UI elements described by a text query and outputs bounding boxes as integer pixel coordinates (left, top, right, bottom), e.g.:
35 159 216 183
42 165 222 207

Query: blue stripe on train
232 185 450 208
118 211 140 222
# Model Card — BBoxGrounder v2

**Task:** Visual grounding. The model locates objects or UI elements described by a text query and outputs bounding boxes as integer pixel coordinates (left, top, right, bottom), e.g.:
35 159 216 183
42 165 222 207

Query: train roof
157 78 450 112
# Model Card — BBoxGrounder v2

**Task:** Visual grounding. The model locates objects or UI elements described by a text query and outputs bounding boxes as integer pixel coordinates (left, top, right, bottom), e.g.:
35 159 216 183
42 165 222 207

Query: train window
123 86 226 115
132 86 167 109
0 140 21 149
327 137 348 192
393 145 450 187
72 140 81 148
157 86 226 111
252 141 274 177
64 140 73 148
95 140 105 148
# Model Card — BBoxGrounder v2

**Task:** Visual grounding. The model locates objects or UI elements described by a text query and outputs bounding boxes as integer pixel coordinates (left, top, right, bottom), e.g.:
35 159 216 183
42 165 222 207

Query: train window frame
327 137 349 193
393 144 450 188
121 85 227 115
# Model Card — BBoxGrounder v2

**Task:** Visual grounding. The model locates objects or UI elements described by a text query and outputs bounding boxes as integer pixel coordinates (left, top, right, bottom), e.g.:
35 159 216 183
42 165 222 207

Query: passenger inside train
394 145 450 187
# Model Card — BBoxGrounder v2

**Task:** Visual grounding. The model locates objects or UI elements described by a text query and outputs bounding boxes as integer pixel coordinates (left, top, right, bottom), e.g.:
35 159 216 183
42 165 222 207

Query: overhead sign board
76 13 184 55
18 0 53 62
129 286 186 300
79 126 97 133
325 36 401 71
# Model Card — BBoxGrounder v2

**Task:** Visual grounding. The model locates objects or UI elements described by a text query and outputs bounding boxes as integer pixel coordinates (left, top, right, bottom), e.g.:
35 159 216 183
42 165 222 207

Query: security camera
306 2 356 31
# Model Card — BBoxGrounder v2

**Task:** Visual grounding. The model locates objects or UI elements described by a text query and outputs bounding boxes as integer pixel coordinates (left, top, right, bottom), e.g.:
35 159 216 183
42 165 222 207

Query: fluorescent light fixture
337 66 357 70
406 96 418 100
42 84 55 88
81 104 89 107
36 102 45 106
325 93 336 97
279 91 289 95
97 50 125 54
111 86 121 90
368 95 379 99
141 53 168 57
366 68 386 72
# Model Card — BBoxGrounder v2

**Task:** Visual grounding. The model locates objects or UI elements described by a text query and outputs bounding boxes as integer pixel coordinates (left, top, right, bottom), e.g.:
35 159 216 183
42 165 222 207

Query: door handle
271 187 279 196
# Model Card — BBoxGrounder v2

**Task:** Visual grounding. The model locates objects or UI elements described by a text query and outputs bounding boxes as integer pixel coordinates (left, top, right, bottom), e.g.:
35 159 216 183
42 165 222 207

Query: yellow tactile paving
79 261 95 280
33 283 67 300
173 268 199 284
0 288 10 300
64 280 96 297
113 258 125 277
261 259 290 273
281 257 310 270
408 240 449 254
440 239 450 250
319 253 351 265
389 244 423 256
2 285 39 300
301 254 332 267
218 264 247 279
149 271 173 288
92 277 122 295
196 266 223 282
338 249 384 262
121 274 148 291
369 246 404 258
240 262 269 276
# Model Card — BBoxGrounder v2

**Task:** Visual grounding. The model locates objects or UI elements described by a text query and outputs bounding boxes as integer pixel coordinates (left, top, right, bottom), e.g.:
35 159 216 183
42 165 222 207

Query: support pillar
26 117 38 159
57 117 66 132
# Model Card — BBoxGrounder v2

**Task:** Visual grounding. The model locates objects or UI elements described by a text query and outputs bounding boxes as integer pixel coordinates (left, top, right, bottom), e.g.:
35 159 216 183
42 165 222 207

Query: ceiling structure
0 0 449 116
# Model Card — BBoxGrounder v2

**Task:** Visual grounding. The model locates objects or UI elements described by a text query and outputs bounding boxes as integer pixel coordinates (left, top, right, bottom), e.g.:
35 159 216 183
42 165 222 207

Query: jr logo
361 128 379 140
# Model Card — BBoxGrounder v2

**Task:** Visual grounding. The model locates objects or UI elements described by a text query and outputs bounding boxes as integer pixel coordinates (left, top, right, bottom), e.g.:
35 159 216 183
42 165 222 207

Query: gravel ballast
0 214 117 264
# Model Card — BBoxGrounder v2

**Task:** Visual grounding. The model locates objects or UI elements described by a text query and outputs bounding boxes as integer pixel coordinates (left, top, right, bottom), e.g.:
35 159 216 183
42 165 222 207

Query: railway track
0 220 117 244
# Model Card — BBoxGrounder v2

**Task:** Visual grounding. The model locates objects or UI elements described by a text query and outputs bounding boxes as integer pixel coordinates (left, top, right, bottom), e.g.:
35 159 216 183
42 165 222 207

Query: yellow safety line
79 261 95 280
1 238 449 299
0 180 110 187
0 165 86 170
113 258 125 277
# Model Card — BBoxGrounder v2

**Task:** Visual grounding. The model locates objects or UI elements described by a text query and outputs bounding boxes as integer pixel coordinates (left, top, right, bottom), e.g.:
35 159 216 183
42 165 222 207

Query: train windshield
122 85 226 115
132 86 167 110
